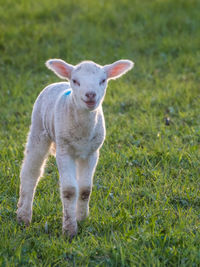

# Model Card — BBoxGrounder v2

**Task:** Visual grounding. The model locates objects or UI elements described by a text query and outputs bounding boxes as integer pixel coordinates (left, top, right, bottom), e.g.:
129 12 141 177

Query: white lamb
17 58 134 238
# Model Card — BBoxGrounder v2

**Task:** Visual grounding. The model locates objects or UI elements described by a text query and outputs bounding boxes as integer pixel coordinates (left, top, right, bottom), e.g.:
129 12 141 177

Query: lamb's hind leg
17 131 50 226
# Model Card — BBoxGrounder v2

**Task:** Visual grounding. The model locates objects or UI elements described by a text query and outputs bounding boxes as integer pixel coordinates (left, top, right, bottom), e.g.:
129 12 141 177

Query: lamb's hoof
63 229 77 242
62 222 78 241
76 211 89 222
76 215 86 222
17 209 32 227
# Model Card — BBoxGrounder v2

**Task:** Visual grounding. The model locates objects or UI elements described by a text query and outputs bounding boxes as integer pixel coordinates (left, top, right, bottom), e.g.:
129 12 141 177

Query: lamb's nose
85 91 96 99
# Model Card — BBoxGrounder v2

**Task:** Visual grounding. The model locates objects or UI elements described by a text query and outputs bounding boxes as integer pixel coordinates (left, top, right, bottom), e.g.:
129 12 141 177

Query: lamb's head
46 59 134 111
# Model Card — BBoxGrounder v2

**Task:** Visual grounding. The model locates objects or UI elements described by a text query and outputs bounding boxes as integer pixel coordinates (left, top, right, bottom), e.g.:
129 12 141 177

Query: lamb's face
46 58 134 111
70 62 107 111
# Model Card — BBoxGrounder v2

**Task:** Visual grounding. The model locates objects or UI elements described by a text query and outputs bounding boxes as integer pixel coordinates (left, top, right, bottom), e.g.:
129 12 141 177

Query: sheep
17 58 134 238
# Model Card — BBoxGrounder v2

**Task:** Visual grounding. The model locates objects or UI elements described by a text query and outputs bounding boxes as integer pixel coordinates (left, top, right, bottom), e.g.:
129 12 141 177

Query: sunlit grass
0 0 200 265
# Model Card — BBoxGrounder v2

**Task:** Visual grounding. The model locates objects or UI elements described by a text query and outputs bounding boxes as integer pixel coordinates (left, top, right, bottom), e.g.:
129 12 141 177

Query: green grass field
0 0 200 266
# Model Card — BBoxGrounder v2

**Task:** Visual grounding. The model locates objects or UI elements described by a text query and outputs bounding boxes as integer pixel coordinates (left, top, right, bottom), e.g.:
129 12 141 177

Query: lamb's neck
68 97 100 131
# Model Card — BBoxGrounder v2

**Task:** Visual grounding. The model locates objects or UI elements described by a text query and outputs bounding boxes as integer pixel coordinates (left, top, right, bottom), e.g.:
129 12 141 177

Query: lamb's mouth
82 99 96 108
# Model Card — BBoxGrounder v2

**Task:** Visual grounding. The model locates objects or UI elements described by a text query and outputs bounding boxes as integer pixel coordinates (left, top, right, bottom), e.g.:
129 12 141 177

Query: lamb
17 58 134 238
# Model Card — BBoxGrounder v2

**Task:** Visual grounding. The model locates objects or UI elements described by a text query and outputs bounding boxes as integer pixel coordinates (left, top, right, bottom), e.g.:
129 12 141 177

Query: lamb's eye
100 79 106 85
72 79 80 86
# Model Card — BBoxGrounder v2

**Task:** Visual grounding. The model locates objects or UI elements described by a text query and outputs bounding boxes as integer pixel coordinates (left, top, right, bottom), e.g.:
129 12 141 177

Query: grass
0 0 200 265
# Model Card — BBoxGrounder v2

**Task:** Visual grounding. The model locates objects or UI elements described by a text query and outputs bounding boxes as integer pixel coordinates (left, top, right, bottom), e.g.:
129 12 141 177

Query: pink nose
85 91 96 99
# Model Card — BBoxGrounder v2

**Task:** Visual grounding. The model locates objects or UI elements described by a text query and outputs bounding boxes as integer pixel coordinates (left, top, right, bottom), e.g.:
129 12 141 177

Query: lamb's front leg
56 151 78 239
76 151 99 221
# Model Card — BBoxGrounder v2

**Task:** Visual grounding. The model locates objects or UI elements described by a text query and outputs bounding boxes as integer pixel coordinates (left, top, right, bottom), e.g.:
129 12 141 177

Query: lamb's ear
45 59 74 80
103 60 134 80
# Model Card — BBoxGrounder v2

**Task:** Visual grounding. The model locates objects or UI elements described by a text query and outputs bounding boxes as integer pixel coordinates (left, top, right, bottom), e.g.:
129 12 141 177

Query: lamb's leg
56 150 78 239
76 151 99 221
17 132 50 226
